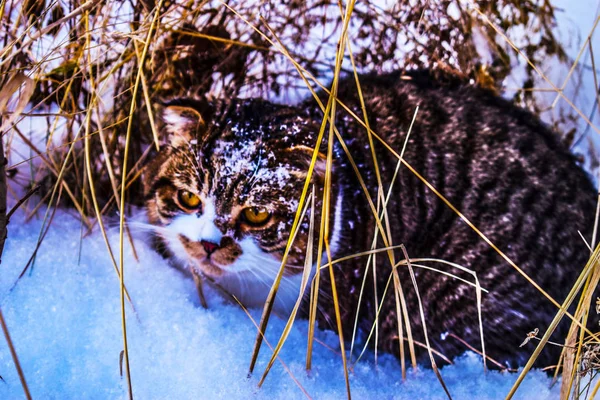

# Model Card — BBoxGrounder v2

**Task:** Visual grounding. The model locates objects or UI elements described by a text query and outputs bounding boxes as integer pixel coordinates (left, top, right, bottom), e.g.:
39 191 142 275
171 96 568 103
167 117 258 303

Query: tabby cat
142 70 597 368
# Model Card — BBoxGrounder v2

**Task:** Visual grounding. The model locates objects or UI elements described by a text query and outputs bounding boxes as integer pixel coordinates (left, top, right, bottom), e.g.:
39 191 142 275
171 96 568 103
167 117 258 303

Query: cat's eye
178 190 201 209
242 207 271 226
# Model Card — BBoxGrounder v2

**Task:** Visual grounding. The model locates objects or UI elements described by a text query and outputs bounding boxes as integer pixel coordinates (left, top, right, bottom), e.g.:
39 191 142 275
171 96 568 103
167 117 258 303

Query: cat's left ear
288 145 330 183
161 105 206 147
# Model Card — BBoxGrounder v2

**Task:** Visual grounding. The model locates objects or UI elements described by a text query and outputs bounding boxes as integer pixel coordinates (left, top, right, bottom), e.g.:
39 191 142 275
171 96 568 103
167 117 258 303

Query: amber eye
242 207 271 226
178 190 201 209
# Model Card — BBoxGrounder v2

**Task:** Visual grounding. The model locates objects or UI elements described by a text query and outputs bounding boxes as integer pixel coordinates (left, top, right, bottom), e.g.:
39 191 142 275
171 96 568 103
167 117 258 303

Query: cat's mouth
185 251 228 278
178 235 242 278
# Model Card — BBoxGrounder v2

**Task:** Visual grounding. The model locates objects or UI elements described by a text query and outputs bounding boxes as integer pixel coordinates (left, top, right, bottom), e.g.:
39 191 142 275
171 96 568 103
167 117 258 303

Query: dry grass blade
253 28 406 376
247 89 334 374
343 31 415 374
82 12 134 308
348 106 418 376
589 371 600 399
191 270 208 309
94 108 121 204
116 2 167 398
507 244 600 399
559 171 600 399
351 268 400 365
237 1 361 393
395 259 486 292
6 185 39 220
400 245 452 399
560 266 597 395
232 295 312 399
550 16 600 108
134 40 160 150
311 2 360 397
246 17 332 372
258 188 314 386
340 9 390 366
323 123 423 373
350 258 484 369
589 43 600 254
579 230 593 252
318 246 404 270
445 333 514 372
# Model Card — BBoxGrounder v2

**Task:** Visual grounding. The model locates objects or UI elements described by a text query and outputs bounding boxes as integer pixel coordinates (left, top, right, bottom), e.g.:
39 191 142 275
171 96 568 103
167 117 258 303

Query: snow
0 208 562 399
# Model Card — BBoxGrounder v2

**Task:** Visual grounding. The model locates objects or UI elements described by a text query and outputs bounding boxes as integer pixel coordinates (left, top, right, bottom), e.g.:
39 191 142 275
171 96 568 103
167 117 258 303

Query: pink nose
201 240 220 255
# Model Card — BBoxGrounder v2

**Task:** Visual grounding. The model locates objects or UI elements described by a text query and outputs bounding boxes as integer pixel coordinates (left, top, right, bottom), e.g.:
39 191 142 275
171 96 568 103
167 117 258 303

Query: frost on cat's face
143 101 336 309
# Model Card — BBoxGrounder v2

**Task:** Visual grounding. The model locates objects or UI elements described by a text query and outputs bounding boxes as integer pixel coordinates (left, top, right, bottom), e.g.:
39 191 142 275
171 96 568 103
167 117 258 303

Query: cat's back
312 70 597 366
330 69 595 238
329 70 596 247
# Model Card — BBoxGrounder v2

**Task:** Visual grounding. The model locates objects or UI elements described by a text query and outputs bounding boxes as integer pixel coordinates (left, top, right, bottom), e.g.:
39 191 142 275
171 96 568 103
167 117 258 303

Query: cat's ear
161 105 206 147
288 145 329 183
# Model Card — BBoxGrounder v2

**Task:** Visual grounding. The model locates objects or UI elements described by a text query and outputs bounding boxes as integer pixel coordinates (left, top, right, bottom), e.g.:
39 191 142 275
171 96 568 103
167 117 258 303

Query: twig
446 333 517 372
0 309 30 399
6 185 40 221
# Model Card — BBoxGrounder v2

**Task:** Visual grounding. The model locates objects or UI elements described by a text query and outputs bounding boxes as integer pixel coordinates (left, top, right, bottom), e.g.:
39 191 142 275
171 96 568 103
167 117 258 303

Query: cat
141 70 598 369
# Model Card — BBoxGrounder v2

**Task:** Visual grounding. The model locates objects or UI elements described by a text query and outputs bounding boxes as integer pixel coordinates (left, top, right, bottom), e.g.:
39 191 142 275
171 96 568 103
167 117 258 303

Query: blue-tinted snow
0 209 560 399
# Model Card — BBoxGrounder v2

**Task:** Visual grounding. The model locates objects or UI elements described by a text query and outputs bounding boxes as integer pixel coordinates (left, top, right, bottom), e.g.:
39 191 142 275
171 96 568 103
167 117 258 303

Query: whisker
242 252 306 270
125 221 171 235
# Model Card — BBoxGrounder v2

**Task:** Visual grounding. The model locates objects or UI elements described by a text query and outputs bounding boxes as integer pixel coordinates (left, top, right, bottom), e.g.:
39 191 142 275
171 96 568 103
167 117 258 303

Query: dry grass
1 0 600 399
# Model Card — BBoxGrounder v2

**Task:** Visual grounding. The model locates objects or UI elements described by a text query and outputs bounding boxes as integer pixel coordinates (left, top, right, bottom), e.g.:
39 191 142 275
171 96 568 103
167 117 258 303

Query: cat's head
142 99 342 307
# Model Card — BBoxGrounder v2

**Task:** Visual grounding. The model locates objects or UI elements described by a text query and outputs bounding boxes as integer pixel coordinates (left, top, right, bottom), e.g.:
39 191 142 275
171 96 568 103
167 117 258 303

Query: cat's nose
201 240 220 255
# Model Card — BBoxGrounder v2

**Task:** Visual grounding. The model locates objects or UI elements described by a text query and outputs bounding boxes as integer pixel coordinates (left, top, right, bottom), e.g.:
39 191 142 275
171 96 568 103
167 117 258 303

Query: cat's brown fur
143 70 597 368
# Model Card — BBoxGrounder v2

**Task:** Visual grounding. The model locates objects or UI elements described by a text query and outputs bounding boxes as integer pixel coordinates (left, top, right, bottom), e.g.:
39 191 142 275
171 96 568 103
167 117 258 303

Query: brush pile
2 0 571 213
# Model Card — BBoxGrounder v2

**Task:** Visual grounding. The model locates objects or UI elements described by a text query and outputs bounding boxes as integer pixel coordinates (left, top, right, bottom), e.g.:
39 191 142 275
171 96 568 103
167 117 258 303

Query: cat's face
143 100 341 308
